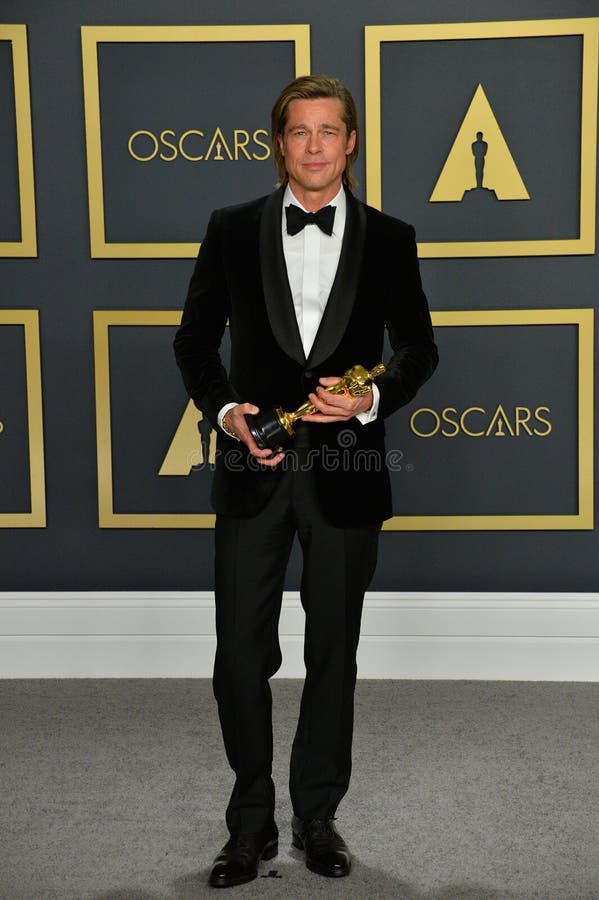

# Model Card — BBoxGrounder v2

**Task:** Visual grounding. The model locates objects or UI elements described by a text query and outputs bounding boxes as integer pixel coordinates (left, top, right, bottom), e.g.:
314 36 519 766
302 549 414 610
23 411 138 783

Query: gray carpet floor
2 679 599 900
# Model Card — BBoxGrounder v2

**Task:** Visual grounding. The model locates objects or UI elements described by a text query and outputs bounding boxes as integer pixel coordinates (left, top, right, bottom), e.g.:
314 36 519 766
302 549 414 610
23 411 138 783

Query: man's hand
223 403 285 467
302 376 373 423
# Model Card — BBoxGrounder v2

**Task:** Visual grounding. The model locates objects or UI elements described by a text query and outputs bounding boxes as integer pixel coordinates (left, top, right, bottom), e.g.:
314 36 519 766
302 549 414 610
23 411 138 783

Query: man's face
278 97 356 204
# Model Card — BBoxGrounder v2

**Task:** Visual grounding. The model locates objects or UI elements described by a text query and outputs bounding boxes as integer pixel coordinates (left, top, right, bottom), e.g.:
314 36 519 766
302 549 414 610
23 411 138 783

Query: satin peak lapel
259 187 306 366
306 191 366 370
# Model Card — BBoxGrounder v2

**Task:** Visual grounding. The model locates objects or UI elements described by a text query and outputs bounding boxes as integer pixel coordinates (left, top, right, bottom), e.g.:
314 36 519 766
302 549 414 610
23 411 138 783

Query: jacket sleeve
376 224 438 420
173 210 242 429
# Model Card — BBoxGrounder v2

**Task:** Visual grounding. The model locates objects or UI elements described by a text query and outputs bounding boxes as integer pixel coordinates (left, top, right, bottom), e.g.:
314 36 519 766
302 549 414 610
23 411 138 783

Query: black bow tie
285 203 336 236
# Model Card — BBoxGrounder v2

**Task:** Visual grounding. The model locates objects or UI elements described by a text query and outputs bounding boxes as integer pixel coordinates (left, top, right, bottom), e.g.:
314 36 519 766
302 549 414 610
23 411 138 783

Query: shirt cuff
218 402 240 440
355 383 379 425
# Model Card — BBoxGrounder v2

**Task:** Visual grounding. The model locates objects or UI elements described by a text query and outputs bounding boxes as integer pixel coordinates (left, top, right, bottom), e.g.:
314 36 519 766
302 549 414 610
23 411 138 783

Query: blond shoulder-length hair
271 75 359 191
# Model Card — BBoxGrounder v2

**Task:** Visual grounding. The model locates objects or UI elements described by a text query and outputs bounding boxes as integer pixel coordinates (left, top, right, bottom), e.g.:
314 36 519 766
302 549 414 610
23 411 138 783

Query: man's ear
346 130 357 155
277 133 284 156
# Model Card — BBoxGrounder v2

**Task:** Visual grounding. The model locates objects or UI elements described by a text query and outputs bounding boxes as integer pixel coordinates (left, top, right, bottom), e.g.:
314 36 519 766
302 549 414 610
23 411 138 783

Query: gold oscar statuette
246 363 386 451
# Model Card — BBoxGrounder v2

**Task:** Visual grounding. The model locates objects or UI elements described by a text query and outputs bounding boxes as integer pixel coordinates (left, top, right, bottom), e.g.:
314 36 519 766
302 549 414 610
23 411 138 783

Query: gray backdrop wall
1 0 597 592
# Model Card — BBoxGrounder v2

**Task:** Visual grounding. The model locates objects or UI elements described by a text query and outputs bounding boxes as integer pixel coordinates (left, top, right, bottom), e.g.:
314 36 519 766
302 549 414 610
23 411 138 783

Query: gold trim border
93 309 216 527
365 18 599 258
0 310 46 526
81 25 311 259
384 308 594 531
0 25 37 257
94 308 593 531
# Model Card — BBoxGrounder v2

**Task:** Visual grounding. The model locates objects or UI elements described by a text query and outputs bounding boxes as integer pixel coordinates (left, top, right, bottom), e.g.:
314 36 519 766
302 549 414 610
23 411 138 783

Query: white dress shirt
218 183 379 434
283 183 346 357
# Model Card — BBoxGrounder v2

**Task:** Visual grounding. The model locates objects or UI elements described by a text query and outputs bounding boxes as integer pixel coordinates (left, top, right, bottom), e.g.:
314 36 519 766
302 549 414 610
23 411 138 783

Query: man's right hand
223 403 285 468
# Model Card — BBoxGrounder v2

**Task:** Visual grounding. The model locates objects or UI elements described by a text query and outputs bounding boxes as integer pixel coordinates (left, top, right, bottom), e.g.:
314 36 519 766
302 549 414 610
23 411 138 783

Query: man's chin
292 177 339 195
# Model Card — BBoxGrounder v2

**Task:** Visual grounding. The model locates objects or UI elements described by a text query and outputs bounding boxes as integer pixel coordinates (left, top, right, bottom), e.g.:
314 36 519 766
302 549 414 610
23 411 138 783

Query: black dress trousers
213 430 381 835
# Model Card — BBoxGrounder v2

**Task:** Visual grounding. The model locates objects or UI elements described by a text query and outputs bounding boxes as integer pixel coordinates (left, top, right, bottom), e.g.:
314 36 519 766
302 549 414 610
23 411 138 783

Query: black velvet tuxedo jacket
174 185 438 527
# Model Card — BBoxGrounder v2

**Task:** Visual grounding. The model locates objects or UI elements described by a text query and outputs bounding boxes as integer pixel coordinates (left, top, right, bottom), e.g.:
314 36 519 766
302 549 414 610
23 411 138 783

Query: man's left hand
302 376 373 423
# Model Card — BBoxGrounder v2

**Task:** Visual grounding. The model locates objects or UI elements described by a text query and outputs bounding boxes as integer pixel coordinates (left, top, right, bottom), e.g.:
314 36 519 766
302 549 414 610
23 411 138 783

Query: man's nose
307 132 322 153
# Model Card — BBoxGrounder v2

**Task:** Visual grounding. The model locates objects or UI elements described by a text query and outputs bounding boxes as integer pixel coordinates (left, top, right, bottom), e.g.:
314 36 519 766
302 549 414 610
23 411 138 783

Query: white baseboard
1 591 599 680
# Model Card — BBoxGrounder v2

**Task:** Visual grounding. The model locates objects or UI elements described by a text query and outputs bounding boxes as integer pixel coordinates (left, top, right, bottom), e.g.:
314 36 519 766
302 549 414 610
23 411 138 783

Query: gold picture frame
0 25 36 257
384 308 594 530
93 309 216 527
0 310 46 526
365 18 599 257
81 25 311 258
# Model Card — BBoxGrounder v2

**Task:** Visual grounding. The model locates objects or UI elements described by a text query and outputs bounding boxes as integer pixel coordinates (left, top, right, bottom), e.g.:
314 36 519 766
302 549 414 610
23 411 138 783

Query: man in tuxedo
174 75 437 888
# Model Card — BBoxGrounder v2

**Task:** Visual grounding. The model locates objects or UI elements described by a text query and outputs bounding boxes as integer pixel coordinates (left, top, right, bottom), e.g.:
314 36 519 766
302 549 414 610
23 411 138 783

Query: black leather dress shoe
209 823 278 888
291 815 351 877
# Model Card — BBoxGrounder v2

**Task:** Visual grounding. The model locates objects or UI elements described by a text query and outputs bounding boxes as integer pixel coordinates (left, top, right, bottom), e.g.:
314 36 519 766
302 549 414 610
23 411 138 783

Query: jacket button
304 370 312 379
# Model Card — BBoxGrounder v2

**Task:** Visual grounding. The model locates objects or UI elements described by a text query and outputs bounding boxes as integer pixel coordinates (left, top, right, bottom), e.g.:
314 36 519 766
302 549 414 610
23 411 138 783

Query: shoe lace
308 818 335 844
232 833 256 860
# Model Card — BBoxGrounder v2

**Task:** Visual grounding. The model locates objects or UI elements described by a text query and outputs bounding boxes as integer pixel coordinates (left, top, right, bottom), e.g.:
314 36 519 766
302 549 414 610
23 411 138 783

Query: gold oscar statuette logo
159 405 215 476
127 127 271 162
430 84 529 203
